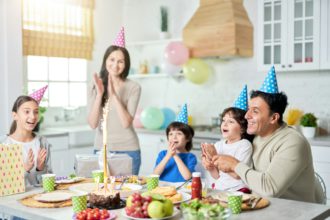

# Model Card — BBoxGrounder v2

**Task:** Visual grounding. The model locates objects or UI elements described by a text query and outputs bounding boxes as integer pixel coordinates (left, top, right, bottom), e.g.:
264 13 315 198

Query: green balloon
183 58 210 84
141 107 164 130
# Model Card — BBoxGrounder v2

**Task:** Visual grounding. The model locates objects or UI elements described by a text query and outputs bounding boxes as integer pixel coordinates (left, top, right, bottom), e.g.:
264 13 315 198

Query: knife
251 197 262 208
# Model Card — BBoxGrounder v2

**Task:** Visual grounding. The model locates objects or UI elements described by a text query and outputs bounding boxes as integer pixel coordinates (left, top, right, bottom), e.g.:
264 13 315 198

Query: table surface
1 186 330 220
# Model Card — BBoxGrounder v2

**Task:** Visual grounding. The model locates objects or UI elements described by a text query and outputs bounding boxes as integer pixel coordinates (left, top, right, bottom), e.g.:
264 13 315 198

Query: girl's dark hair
97 45 131 107
166 121 195 151
220 107 254 142
250 90 288 124
9 95 38 135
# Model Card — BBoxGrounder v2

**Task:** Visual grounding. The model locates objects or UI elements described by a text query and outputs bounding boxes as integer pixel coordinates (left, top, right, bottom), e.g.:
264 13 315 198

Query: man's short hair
250 90 288 124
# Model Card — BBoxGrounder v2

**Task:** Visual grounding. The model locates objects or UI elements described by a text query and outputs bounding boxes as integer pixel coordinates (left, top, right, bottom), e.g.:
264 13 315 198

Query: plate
69 183 143 198
34 191 75 203
121 207 180 220
173 191 191 205
72 211 116 220
56 177 85 184
213 191 252 203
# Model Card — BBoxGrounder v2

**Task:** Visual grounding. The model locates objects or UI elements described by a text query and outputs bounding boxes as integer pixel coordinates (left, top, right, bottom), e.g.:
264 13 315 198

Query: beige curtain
22 0 94 59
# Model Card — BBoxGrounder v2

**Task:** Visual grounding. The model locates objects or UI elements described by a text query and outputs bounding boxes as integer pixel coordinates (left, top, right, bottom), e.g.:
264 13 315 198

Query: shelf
128 73 184 79
127 38 182 46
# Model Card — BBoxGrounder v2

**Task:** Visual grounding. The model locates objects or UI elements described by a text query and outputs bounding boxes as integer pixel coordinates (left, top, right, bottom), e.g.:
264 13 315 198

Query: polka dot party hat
29 85 48 104
233 85 248 111
176 103 188 124
112 26 126 48
259 66 279 94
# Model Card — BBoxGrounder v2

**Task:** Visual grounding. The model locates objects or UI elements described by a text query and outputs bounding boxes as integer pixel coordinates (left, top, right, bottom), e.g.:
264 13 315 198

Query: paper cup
92 170 104 183
146 174 159 191
72 193 87 213
228 192 243 214
42 174 56 192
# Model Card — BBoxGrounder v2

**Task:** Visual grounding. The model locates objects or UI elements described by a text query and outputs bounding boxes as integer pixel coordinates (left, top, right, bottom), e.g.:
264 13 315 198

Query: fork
118 177 128 190
175 178 192 190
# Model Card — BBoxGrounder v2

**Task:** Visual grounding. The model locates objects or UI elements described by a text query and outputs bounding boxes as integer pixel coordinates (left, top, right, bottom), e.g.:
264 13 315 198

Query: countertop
38 125 330 147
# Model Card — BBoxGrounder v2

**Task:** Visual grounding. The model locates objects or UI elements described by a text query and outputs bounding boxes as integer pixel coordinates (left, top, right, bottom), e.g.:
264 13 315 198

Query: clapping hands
166 142 177 157
201 143 217 170
24 148 47 173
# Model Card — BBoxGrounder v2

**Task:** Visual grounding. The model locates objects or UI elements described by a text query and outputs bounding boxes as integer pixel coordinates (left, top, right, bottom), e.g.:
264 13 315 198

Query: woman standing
88 27 142 175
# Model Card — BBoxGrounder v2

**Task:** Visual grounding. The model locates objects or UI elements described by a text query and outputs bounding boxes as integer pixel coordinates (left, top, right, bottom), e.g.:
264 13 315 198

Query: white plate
173 191 191 205
34 191 75 203
55 177 85 184
213 191 252 203
121 207 180 220
69 183 143 198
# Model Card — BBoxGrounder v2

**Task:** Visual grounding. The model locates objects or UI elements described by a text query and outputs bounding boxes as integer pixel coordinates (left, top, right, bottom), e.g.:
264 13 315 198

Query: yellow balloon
183 58 210 84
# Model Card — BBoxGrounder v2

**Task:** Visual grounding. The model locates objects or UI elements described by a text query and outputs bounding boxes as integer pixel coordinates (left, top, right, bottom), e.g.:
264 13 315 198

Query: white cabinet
137 132 166 176
311 145 330 204
258 0 320 71
320 0 330 69
47 134 70 176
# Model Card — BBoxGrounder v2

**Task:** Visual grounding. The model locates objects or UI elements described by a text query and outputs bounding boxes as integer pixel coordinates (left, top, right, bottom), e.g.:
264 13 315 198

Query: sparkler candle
102 99 110 193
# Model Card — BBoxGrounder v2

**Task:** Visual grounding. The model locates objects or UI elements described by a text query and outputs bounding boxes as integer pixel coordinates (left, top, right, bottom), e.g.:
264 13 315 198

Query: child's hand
201 155 215 170
24 148 34 172
36 148 47 171
201 143 217 161
166 142 176 157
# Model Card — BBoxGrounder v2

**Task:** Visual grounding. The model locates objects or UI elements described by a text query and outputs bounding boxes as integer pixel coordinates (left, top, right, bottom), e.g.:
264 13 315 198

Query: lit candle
102 99 110 193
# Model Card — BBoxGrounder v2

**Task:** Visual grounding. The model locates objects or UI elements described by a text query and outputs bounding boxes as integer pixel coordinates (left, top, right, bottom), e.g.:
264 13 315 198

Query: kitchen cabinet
47 134 70 176
311 145 330 204
258 0 320 71
320 0 330 69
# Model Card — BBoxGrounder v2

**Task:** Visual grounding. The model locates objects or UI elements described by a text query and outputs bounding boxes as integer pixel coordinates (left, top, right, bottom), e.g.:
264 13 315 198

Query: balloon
183 58 210 84
141 107 164 130
160 108 176 129
161 61 182 75
133 108 143 128
164 42 189 66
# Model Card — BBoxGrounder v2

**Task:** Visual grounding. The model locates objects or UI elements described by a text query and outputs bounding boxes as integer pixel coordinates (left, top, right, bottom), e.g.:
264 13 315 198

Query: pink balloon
164 42 189 66
133 108 144 128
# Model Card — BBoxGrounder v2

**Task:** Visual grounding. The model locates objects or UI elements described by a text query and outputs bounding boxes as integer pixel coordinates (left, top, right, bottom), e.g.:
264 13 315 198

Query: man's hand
212 154 239 173
36 148 47 171
24 148 34 172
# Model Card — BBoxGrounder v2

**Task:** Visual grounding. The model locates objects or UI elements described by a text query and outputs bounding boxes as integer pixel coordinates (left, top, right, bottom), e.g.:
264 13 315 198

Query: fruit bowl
121 207 180 220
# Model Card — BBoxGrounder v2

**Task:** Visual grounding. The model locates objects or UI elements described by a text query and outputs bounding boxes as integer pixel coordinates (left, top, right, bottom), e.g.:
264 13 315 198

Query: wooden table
0 186 330 220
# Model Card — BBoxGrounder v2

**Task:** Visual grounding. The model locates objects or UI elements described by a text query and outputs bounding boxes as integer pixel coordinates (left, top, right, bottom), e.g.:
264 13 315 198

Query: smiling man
212 67 324 204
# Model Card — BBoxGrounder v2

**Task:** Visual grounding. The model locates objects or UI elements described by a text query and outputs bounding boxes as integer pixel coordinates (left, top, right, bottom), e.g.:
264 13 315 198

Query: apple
163 199 173 216
126 195 133 207
147 201 166 218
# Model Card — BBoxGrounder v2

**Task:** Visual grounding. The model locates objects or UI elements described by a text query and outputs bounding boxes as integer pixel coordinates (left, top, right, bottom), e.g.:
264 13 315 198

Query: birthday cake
89 190 121 209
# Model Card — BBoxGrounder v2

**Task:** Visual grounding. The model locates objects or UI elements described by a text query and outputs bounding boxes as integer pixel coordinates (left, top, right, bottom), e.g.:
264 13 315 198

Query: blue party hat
233 85 248 111
176 103 188 124
259 66 279 94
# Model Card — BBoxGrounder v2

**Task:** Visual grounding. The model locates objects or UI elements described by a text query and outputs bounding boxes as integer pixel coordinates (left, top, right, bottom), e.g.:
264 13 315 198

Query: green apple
147 201 166 218
126 195 133 207
163 199 174 216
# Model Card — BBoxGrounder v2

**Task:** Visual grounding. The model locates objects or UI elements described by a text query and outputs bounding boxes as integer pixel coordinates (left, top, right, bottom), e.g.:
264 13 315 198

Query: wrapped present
0 144 25 196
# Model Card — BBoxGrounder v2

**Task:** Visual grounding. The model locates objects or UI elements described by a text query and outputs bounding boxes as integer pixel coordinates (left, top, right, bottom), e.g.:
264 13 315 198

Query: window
26 56 87 107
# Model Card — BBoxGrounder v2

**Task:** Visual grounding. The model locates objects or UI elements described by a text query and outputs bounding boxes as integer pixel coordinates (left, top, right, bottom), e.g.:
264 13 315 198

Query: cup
201 179 208 198
72 193 87 213
146 174 159 191
228 192 243 214
42 174 56 192
92 170 104 183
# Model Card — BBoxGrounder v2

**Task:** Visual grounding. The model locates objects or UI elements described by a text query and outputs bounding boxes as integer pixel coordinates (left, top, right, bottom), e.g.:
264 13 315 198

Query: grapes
125 193 151 218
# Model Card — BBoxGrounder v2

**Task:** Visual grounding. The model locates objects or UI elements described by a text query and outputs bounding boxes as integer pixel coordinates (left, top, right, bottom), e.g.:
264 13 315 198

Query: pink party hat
112 27 126 48
29 85 48 104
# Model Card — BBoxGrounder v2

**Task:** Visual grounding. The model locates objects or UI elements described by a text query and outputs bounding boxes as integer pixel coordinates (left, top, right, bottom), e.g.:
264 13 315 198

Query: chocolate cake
89 190 122 209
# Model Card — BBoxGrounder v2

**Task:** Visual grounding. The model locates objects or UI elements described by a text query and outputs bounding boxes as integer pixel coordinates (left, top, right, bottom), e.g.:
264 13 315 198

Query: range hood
183 0 253 58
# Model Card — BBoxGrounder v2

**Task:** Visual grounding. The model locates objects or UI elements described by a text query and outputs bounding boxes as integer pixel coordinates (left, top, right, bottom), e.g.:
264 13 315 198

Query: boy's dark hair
10 95 38 135
97 45 131 107
166 121 195 151
250 90 288 124
220 107 254 142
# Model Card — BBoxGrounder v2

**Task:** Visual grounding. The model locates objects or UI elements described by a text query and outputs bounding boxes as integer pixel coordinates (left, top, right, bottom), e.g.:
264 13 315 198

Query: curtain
22 0 94 59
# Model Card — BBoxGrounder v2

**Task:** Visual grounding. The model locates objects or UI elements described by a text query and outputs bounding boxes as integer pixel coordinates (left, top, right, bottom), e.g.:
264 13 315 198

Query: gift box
0 144 25 196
